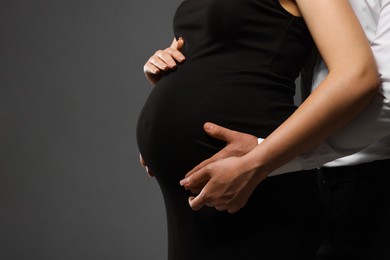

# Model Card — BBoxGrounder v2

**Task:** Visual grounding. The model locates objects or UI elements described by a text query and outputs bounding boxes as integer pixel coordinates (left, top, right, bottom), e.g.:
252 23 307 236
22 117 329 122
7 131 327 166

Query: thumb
176 37 184 50
204 122 237 143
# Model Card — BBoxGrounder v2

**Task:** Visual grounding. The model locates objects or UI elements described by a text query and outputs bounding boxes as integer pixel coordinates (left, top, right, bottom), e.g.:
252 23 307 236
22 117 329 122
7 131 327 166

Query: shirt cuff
257 138 304 177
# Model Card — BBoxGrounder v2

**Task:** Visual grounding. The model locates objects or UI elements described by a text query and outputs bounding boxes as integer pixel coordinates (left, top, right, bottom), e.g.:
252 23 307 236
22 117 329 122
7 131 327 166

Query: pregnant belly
136 63 295 178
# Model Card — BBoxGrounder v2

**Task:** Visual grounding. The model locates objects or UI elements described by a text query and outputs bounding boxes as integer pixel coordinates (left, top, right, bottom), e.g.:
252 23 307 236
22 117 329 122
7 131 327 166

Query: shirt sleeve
257 138 304 176
266 0 390 175
372 0 390 103
303 0 390 166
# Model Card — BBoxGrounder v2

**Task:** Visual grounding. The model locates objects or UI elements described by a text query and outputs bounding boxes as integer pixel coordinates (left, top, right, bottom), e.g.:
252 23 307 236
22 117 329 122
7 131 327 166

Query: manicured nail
180 178 189 186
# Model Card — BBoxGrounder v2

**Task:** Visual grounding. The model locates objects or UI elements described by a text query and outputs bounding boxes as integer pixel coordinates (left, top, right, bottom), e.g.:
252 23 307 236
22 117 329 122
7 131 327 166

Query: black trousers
314 158 390 260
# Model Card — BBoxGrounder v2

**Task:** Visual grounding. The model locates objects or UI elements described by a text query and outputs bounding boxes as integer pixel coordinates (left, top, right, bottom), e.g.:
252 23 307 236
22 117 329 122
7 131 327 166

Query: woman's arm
181 0 379 213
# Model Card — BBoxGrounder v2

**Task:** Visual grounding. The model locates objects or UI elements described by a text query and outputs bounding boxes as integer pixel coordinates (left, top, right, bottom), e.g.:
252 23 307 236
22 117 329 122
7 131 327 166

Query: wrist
239 152 270 186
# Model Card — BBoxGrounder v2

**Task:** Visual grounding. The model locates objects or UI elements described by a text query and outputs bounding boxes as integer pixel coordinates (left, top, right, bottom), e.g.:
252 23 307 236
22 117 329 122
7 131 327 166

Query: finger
157 50 177 68
139 154 146 166
148 55 170 71
227 201 246 214
215 205 228 212
143 63 160 75
205 202 214 207
180 168 210 189
166 49 185 63
188 186 202 194
145 166 154 177
184 151 225 179
139 154 154 177
188 190 207 211
176 37 184 50
204 122 237 143
187 180 208 194
227 206 240 214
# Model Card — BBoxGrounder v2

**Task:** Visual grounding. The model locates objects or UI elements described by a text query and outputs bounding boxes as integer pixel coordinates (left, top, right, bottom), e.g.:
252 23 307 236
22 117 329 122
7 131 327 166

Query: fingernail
204 123 213 130
180 178 189 186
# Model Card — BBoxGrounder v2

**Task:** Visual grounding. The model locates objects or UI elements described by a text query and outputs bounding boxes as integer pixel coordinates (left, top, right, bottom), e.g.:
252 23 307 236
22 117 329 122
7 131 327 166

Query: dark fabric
315 158 390 260
137 0 321 259
299 47 320 101
161 169 324 260
137 0 314 175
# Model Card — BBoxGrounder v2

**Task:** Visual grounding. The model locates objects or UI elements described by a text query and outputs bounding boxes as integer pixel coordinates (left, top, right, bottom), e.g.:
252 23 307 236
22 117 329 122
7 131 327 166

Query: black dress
137 0 324 259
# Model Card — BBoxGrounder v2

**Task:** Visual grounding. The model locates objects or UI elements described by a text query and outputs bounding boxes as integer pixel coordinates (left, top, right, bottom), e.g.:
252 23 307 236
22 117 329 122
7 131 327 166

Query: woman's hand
143 37 185 86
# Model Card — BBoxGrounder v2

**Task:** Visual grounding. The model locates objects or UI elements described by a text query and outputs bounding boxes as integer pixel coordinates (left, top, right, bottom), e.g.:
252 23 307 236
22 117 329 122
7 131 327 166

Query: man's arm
278 0 390 172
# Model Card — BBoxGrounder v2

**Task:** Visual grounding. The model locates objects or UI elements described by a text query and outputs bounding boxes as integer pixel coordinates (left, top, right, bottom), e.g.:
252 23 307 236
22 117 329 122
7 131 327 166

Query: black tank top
137 0 313 177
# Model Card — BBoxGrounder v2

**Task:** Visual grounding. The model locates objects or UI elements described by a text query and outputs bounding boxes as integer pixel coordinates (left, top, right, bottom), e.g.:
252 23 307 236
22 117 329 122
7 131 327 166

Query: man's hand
143 38 185 86
178 122 262 213
139 154 154 177
183 122 258 194
179 156 267 213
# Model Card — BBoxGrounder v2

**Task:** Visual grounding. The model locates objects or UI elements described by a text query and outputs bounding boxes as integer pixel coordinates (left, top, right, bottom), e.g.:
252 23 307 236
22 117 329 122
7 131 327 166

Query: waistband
318 158 390 185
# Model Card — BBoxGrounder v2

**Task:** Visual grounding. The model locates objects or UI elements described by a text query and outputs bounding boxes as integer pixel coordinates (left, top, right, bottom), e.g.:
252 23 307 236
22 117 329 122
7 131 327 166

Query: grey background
0 0 181 259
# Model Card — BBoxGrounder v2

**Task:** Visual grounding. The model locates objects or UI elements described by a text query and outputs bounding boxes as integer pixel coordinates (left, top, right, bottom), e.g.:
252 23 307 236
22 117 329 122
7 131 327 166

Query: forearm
265 83 390 176
239 0 379 181
269 0 390 175
247 71 377 177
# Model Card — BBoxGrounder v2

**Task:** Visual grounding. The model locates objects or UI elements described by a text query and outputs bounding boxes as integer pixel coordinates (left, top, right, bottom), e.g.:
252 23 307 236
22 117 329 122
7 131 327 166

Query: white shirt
268 0 390 176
